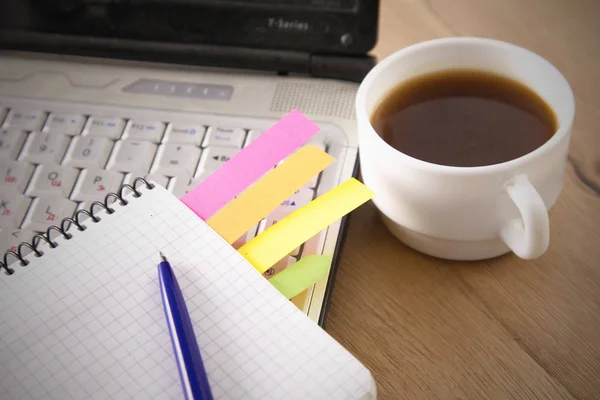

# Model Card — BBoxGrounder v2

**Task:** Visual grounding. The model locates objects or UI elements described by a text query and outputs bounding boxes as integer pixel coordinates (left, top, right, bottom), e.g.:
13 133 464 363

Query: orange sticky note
207 145 334 244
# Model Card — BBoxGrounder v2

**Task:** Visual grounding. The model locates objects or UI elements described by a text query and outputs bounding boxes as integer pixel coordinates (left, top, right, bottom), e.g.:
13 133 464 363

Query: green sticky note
269 255 332 299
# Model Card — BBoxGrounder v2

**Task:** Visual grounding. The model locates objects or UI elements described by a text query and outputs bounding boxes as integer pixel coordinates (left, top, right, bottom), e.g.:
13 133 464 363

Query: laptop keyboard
0 105 329 279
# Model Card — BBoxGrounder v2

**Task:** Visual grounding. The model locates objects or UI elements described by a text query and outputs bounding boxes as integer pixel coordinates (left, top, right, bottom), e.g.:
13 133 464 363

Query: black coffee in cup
370 69 557 167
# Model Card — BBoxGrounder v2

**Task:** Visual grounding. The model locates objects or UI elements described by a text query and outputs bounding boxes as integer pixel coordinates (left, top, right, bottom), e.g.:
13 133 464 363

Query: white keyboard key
182 171 212 193
203 126 245 148
71 169 124 203
0 129 27 160
0 108 7 126
63 136 114 169
4 109 46 131
263 256 296 279
26 165 79 198
167 176 191 198
20 132 70 165
123 120 165 143
150 144 202 176
164 123 206 146
44 113 87 136
106 140 157 173
167 175 204 198
244 129 263 147
0 228 35 255
0 193 31 229
123 172 169 189
85 116 126 139
21 197 77 231
0 161 34 193
195 146 238 175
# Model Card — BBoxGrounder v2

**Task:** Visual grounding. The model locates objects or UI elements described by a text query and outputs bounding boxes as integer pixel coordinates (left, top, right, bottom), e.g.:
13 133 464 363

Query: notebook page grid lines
0 195 181 400
0 185 374 400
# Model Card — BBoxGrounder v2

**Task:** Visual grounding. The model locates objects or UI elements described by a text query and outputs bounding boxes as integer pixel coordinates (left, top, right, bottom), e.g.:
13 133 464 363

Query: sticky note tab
269 255 332 299
207 146 334 244
239 178 374 274
181 109 320 220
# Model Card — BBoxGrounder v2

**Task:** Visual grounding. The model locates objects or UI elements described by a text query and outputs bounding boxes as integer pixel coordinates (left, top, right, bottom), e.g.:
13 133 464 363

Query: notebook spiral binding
0 178 155 275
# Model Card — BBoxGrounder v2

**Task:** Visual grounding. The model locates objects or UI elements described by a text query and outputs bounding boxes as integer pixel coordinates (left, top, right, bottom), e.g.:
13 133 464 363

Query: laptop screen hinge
308 53 375 83
0 30 375 83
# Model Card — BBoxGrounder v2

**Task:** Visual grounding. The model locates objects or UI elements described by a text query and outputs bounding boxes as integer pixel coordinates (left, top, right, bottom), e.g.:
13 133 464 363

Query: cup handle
499 174 549 259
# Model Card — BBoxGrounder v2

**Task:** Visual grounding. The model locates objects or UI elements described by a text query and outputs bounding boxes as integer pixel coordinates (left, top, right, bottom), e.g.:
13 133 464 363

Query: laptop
0 0 380 326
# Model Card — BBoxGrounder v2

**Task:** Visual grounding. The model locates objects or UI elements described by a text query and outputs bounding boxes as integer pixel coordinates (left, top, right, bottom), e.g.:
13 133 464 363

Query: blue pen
158 252 214 400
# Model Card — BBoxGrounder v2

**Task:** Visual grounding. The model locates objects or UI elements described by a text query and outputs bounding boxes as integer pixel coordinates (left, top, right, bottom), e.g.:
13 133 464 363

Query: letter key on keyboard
0 129 28 160
44 113 87 136
123 120 165 143
26 165 79 198
4 109 46 132
106 140 157 173
71 169 124 203
203 126 245 148
0 161 34 193
195 146 239 175
164 123 205 146
150 144 202 176
21 197 77 231
0 228 35 255
85 116 126 139
63 136 114 169
0 193 31 229
20 132 71 165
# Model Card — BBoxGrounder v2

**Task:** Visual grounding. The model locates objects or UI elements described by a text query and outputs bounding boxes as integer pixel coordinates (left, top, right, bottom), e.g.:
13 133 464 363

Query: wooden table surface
325 1 600 399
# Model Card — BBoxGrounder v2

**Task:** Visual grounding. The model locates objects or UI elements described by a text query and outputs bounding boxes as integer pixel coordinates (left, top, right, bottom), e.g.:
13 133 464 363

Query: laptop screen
0 0 378 55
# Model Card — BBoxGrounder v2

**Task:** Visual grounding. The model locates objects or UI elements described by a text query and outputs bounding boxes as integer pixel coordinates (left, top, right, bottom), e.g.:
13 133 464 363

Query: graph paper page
0 185 375 400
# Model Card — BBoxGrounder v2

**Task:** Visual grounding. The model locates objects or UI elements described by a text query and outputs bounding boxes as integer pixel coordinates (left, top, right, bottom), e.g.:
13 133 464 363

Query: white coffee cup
355 37 575 261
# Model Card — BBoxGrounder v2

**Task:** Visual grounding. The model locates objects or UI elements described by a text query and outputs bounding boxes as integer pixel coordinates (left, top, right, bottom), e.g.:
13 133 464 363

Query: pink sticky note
181 109 320 220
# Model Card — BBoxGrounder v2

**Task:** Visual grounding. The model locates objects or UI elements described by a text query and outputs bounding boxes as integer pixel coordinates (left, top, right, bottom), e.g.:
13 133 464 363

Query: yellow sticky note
207 145 334 244
239 178 374 274
269 255 332 299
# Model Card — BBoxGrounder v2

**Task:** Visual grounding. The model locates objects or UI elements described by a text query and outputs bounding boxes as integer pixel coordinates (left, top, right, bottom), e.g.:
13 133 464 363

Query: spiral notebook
0 181 376 400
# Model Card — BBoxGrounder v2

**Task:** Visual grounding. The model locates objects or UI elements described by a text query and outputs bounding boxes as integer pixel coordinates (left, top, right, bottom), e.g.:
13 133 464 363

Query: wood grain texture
325 1 600 399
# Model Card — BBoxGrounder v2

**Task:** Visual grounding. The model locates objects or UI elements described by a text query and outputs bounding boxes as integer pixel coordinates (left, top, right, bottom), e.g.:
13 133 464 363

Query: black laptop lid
0 1 379 81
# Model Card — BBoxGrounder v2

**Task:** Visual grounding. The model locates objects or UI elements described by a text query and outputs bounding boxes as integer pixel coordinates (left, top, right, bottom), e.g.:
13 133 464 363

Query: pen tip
159 251 167 262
